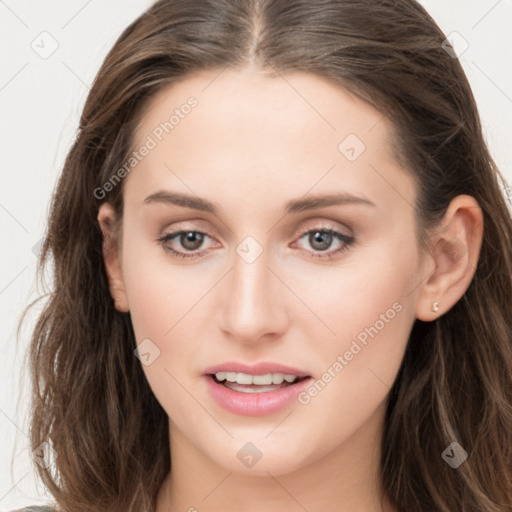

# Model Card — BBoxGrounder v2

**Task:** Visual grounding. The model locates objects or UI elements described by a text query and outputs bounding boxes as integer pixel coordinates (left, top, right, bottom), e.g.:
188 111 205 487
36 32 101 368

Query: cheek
291 241 418 439
120 236 220 398
295 302 411 453
121 228 210 341
120 245 209 419
289 231 418 353
294 270 411 402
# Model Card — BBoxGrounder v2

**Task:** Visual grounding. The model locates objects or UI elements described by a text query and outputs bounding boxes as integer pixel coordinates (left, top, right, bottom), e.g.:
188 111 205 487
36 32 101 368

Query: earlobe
97 202 129 313
415 195 483 322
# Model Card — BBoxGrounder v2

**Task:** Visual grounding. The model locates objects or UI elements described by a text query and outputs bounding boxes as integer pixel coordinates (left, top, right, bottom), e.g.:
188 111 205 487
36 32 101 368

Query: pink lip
204 374 313 417
203 361 310 377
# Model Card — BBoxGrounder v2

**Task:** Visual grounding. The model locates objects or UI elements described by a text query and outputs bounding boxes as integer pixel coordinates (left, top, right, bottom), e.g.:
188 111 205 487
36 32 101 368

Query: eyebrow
284 193 376 213
143 191 218 213
142 190 376 214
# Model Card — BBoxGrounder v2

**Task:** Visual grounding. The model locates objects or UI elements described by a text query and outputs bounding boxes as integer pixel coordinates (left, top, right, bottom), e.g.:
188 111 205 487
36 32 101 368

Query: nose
217 245 290 345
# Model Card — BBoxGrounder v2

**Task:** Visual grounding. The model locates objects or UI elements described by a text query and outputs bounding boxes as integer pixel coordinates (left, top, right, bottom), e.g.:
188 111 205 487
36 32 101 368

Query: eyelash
157 226 355 261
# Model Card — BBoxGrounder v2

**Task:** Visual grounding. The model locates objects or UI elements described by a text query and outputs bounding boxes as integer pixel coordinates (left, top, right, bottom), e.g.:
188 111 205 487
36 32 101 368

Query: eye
157 226 355 261
292 227 355 260
157 230 214 259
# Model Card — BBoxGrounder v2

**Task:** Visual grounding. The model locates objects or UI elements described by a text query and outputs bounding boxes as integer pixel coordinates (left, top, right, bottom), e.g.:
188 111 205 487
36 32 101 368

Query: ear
415 194 484 321
97 202 129 313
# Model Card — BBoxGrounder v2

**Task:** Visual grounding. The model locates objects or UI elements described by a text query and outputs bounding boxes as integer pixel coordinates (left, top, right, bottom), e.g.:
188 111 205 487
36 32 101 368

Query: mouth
209 372 311 393
204 368 314 416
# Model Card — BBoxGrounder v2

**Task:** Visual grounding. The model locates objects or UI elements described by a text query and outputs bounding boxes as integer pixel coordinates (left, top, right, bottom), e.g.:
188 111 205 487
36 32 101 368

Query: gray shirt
10 507 55 512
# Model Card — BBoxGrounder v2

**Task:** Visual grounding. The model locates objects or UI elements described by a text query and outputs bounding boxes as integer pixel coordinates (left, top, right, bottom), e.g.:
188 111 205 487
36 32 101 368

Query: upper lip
204 361 310 377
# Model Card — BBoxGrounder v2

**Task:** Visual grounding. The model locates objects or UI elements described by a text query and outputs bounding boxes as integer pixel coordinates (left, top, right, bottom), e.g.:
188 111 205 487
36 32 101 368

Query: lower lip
204 375 313 417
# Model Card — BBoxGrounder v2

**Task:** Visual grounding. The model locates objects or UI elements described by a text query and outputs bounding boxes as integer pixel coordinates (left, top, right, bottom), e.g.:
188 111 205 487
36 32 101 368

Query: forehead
126 68 414 213
135 68 390 148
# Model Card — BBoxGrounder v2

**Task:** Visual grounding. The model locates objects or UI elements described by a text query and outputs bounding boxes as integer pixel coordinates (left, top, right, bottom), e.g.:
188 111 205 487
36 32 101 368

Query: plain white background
1 1 511 509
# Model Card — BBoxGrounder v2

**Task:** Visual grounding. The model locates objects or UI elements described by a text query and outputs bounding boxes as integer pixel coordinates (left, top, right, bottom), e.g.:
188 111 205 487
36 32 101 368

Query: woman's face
106 69 429 476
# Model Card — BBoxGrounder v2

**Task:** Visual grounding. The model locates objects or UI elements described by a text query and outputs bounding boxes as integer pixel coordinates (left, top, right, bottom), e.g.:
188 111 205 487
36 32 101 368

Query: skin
98 67 483 512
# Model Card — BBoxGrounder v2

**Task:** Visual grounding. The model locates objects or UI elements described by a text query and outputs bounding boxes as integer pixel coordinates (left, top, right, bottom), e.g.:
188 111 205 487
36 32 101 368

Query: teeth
214 372 299 385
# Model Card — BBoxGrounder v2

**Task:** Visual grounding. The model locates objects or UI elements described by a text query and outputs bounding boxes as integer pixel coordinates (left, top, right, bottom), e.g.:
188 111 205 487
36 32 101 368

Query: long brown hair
18 0 512 510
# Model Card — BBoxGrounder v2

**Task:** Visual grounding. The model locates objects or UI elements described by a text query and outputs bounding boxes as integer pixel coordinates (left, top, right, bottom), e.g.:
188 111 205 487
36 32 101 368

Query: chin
207 437 316 477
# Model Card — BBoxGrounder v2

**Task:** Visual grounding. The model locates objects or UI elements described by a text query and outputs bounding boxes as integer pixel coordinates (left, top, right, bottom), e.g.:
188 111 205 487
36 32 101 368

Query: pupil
310 231 331 251
181 232 203 250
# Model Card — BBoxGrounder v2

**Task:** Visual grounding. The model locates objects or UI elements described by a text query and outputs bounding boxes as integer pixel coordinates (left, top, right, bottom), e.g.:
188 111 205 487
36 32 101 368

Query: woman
16 0 512 510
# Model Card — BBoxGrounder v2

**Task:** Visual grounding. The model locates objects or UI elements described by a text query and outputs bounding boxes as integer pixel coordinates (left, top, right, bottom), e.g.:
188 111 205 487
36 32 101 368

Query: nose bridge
218 238 288 342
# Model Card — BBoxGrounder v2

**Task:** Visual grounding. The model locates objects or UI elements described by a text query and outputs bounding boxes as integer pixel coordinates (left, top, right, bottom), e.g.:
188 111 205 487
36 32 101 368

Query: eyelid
291 219 353 239
159 218 214 233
